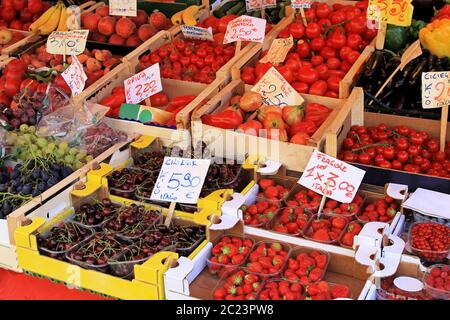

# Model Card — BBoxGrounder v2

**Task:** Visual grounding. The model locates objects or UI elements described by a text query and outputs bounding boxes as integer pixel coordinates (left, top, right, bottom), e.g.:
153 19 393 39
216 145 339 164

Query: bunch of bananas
171 5 205 26
29 1 69 35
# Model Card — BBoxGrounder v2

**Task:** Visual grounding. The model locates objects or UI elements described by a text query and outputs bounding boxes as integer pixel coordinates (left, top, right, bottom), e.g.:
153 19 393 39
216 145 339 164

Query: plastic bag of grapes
82 122 127 158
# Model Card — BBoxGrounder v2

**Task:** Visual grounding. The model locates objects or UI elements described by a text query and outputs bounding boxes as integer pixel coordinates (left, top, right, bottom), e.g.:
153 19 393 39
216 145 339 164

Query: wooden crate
14 175 214 300
191 79 363 172
229 2 377 99
327 97 450 191
0 30 41 56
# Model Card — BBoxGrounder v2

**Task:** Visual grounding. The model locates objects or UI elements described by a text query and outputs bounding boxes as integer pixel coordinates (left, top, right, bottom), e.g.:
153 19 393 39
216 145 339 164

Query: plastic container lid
422 264 450 300
407 221 450 264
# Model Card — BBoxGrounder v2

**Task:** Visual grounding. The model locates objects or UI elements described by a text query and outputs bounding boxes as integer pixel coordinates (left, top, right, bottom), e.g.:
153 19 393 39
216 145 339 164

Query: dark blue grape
40 171 49 181
38 182 47 192
0 184 7 192
22 184 32 195
32 189 40 197
31 169 41 179
61 167 73 178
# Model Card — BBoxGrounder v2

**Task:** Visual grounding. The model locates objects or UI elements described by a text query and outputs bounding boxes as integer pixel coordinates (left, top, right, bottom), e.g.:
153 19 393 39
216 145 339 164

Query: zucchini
213 0 240 18
227 1 245 15
236 5 247 16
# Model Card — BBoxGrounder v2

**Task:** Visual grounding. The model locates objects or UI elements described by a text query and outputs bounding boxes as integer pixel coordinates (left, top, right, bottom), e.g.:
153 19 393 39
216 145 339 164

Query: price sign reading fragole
251 66 304 107
109 0 137 17
298 150 366 203
259 36 293 65
223 15 266 44
367 0 413 27
422 71 450 109
46 30 89 55
124 63 163 105
181 25 214 41
151 157 211 204
291 0 311 8
61 55 87 96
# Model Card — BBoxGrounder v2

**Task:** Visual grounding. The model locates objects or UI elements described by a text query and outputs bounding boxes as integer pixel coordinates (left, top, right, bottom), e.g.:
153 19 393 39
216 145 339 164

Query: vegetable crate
328 104 450 193
191 80 363 172
84 134 256 216
14 174 215 300
0 137 134 272
229 0 376 99
164 216 375 300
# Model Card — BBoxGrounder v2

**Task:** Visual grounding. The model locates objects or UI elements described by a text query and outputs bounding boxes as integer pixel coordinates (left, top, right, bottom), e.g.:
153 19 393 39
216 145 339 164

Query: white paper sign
181 25 214 41
109 0 137 17
151 157 211 204
291 0 311 8
124 63 163 105
251 66 304 107
46 30 89 55
298 150 366 203
223 15 266 44
259 36 294 65
422 71 450 109
246 0 277 12
61 55 87 96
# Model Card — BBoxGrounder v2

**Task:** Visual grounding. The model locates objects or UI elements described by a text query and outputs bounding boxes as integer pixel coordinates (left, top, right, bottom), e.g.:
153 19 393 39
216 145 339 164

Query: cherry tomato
310 37 326 52
316 3 332 18
327 57 341 70
346 50 360 64
320 47 338 59
289 22 305 39
347 33 363 51
340 46 352 61
311 55 324 67
305 23 321 39
296 40 311 58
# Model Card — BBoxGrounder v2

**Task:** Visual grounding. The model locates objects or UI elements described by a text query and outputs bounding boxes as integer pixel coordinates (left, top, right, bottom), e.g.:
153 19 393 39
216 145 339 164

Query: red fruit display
269 206 311 235
423 265 450 300
306 281 351 300
0 0 46 30
259 280 304 300
339 221 363 248
409 222 450 263
246 242 289 276
358 195 398 223
282 250 328 284
213 270 262 300
304 215 347 244
209 236 254 277
378 276 433 300
286 188 322 213
322 194 364 219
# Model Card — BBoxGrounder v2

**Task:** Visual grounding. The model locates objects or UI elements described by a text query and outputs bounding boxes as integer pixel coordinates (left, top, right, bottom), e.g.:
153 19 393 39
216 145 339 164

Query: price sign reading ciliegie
61 55 87 97
422 71 450 109
181 25 214 41
259 36 294 65
124 63 163 105
291 0 311 8
367 0 414 27
151 157 211 204
251 66 304 107
109 0 137 17
223 15 266 44
298 150 366 203
46 30 89 55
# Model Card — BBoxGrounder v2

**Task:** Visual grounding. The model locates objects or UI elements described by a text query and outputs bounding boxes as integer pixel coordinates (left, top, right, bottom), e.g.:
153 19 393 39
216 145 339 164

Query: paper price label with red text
61 55 87 97
259 36 293 65
422 71 450 109
124 63 163 105
151 157 211 204
223 15 266 44
46 30 89 55
298 150 366 203
251 66 304 107
246 0 276 11
367 0 413 27
291 0 311 8
181 25 214 41
109 0 137 17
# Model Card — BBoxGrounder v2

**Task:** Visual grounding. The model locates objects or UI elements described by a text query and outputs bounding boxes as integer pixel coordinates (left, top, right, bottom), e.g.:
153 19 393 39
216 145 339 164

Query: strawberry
218 254 230 264
244 273 258 284
243 239 253 248
246 204 258 215
326 200 339 209
309 267 323 282
386 207 396 217
288 258 299 269
347 222 362 234
255 243 267 256
286 222 299 233
331 217 346 229
231 253 245 265
267 247 277 257
312 229 330 242
264 186 279 199
272 255 284 267
367 211 378 221
248 261 263 273
255 201 269 213
258 256 273 269
214 287 226 299
259 178 275 190
270 242 282 252
331 284 351 299
314 254 327 269
274 224 288 233
317 281 329 293
222 243 238 256
230 274 243 285
341 232 354 247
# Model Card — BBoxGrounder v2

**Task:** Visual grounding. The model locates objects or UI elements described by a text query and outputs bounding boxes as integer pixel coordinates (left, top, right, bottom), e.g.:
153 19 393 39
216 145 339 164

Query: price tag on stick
259 36 294 65
251 66 304 107
298 150 366 203
223 15 266 44
109 0 137 17
46 30 89 55
61 55 87 96
181 25 214 41
421 71 450 109
124 63 163 105
151 157 211 225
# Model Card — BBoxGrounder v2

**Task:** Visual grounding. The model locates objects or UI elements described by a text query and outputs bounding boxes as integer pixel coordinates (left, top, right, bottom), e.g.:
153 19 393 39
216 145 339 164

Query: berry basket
257 279 305 300
243 196 284 229
71 199 121 231
303 214 349 245
407 221 450 264
267 206 314 237
422 264 450 300
211 269 266 300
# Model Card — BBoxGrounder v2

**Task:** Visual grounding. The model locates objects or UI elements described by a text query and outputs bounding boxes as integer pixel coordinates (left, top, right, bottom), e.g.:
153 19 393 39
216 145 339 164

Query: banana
57 6 68 31
181 5 204 26
171 10 183 26
38 3 62 35
29 4 58 33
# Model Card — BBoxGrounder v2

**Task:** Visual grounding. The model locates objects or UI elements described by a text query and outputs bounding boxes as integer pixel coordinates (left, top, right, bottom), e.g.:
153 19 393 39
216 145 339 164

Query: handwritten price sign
151 157 211 204
367 0 413 27
298 151 366 203
124 63 163 105
422 71 450 109
246 0 276 11
259 36 293 65
61 55 87 96
46 30 89 55
181 25 214 41
223 15 266 44
109 0 137 17
291 0 311 8
251 66 304 107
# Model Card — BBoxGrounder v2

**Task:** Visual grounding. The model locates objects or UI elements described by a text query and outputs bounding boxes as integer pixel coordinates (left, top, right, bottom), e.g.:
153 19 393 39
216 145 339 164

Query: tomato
404 164 420 173
20 78 38 93
395 137 409 151
392 160 403 170
347 33 363 51
375 154 385 165
292 81 309 94
310 37 326 52
317 18 332 31
4 79 21 98
326 77 340 93
339 46 352 61
326 57 341 70
290 132 310 145
150 92 169 107
285 59 301 72
237 120 263 136
213 32 225 45
358 153 371 165
382 146 395 160
298 66 319 84
305 23 321 39
320 46 338 59
0 92 11 106
328 70 346 79
309 80 328 96
289 22 305 39
311 55 324 67
304 103 331 126
328 32 347 50
345 16 366 35
435 151 446 162
325 91 339 98
378 160 392 169
218 15 238 32
296 40 311 58
315 64 329 80
304 8 316 22
330 11 346 24
340 61 352 73
346 50 360 64
426 139 439 153
408 145 420 157
343 151 358 162
276 66 294 83
420 159 432 172
241 70 256 85
255 62 273 78
290 120 317 136
410 132 424 145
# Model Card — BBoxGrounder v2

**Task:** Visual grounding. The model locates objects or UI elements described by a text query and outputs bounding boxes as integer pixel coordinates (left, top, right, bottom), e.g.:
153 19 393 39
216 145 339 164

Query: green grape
64 155 75 164
5 133 17 145
37 138 48 149
69 147 78 156
76 151 87 160
34 150 42 158
16 137 27 146
29 145 39 152
19 124 29 133
22 133 31 143
28 126 36 134
74 161 84 170
85 155 94 162
59 142 69 151
56 149 65 158
47 143 56 152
